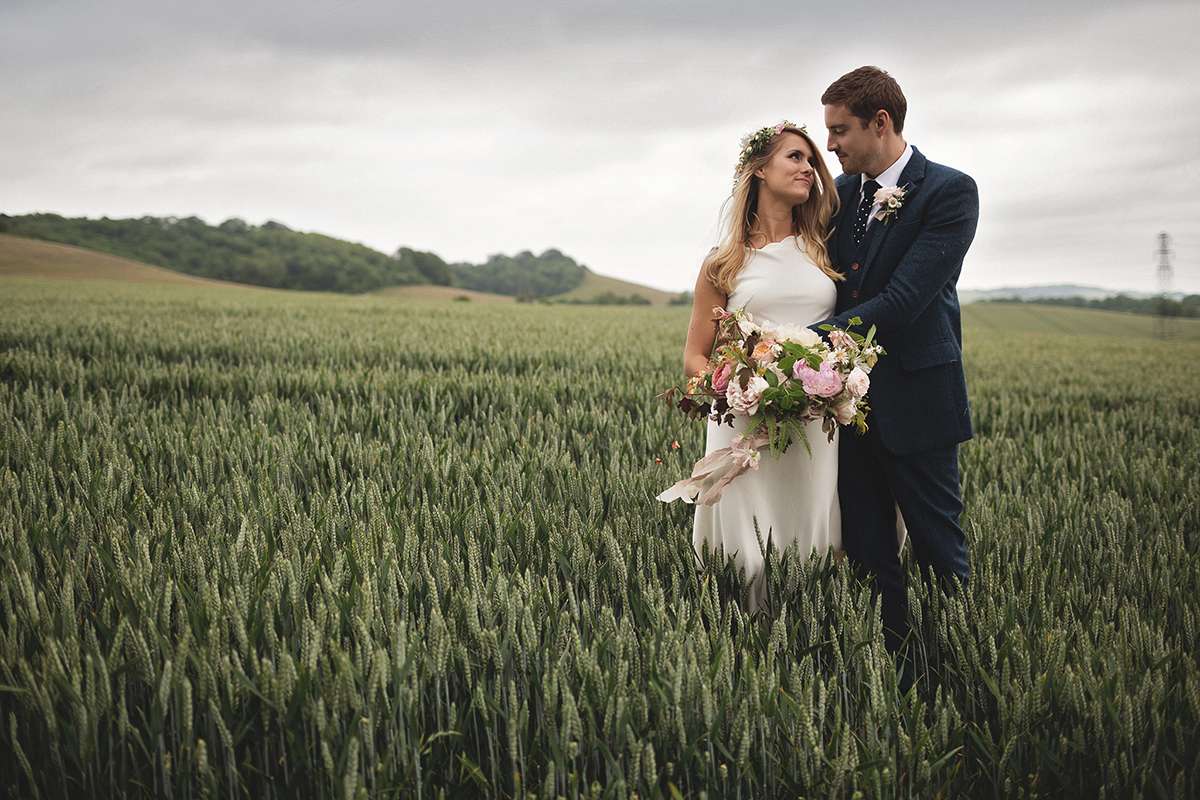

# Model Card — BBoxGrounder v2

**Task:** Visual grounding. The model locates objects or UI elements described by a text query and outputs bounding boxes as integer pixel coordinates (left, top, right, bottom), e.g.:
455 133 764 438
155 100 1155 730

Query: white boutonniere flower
872 184 910 224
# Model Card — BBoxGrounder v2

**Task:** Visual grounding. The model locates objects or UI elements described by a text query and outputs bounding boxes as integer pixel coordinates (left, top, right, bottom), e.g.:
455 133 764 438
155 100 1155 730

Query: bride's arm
682 259 727 378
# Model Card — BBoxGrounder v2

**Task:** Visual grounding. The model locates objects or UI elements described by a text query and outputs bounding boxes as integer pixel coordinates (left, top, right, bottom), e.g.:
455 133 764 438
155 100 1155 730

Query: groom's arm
814 173 979 337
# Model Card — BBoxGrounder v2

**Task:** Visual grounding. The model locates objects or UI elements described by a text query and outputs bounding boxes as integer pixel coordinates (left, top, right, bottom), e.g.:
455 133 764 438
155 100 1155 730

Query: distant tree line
0 213 588 298
451 249 587 298
986 294 1200 318
668 291 693 306
1 213 426 292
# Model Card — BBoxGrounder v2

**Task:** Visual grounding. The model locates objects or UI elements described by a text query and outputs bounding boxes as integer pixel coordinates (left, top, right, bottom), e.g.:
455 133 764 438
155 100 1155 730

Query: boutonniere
872 183 911 224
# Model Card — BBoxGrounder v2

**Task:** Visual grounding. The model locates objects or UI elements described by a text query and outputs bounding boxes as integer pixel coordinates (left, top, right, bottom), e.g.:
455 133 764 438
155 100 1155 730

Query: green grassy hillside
0 217 673 302
0 234 259 289
964 301 1200 340
549 269 678 305
0 213 426 292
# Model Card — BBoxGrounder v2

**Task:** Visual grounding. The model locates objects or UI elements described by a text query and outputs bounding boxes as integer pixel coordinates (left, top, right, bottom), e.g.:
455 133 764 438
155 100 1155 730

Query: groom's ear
872 109 893 135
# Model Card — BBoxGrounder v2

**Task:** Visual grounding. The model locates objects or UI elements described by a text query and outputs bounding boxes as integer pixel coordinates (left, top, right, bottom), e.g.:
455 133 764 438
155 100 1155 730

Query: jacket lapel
857 146 928 282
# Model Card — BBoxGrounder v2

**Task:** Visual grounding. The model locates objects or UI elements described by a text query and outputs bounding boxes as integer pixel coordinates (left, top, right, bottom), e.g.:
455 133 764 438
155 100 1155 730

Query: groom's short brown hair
821 66 907 134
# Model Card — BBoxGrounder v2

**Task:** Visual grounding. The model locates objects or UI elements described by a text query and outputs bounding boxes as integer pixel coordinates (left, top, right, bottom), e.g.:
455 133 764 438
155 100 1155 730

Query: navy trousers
839 423 970 659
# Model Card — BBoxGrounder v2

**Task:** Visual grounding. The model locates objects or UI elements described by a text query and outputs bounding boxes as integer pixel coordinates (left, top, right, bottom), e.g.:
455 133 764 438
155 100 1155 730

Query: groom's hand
821 174 979 337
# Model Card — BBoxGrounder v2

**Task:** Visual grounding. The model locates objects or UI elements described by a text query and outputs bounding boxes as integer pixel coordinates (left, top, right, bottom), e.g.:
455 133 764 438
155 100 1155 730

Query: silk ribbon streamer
656 431 769 506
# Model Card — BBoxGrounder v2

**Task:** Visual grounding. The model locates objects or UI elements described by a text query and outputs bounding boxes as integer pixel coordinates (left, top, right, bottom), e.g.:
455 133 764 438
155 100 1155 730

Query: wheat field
1 277 1198 798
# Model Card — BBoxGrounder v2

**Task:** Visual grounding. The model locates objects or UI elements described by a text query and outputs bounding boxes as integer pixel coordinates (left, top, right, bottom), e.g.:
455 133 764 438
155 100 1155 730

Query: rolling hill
5 235 1197 344
550 270 679 305
0 225 673 303
13 230 1190 333
0 213 670 301
0 234 262 289
963 301 1200 341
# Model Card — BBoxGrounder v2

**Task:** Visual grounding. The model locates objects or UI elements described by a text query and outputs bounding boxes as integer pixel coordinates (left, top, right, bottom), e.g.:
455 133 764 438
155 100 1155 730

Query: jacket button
850 290 859 298
851 262 860 271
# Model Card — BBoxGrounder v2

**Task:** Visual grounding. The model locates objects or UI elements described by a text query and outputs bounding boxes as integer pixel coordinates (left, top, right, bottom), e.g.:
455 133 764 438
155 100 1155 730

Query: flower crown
736 120 807 175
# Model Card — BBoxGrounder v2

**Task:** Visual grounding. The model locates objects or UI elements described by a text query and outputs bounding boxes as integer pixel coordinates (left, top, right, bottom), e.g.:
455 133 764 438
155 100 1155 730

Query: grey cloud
0 0 1153 62
2 0 1198 292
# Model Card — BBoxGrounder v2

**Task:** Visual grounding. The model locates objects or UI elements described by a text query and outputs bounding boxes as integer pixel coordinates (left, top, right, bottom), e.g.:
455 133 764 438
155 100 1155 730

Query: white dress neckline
748 234 800 252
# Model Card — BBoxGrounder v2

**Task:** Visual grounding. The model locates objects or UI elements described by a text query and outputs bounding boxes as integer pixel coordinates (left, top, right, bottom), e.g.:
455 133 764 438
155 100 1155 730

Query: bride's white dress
692 236 841 612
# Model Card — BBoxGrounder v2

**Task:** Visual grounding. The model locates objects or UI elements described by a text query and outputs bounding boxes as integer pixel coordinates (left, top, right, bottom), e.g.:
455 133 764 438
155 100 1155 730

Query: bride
678 121 845 613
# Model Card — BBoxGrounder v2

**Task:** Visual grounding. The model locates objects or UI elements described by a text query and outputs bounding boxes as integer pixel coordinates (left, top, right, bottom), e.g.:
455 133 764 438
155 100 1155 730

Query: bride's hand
685 354 711 379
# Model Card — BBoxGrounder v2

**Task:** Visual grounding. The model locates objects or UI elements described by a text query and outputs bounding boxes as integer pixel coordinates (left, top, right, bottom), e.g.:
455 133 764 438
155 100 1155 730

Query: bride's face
754 132 816 206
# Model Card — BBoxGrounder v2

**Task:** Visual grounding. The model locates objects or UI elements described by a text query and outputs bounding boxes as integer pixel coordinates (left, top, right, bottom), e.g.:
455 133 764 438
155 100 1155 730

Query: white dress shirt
861 143 913 230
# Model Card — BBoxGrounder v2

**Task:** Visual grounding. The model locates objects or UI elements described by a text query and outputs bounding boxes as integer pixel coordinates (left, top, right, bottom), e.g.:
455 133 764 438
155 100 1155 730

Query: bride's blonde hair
704 125 842 293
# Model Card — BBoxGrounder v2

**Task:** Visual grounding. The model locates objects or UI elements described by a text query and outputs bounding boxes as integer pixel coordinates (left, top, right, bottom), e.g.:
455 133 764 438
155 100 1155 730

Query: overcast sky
3 0 1198 293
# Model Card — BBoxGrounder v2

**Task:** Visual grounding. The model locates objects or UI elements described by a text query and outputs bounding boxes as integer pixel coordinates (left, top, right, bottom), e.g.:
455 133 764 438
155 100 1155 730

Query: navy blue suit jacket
815 146 978 455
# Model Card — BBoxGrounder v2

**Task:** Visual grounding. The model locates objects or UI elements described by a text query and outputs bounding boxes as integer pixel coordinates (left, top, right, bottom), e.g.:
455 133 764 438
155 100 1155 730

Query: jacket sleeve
812 173 979 337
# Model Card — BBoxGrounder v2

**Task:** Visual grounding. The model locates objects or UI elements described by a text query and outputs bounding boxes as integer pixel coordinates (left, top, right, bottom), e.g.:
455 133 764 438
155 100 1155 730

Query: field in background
1 277 1197 798
372 284 517 303
9 232 1195 324
966 300 1200 339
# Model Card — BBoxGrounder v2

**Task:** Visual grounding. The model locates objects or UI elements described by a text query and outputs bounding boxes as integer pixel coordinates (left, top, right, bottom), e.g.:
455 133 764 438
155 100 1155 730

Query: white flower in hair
735 119 808 178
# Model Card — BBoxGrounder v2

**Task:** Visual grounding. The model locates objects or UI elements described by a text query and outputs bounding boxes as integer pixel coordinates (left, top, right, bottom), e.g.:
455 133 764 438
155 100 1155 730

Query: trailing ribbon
656 431 769 506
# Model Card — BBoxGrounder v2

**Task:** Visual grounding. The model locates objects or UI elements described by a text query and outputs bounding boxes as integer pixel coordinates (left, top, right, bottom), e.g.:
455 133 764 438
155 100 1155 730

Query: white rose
833 397 857 425
726 374 769 416
846 367 870 398
737 317 758 338
771 322 821 347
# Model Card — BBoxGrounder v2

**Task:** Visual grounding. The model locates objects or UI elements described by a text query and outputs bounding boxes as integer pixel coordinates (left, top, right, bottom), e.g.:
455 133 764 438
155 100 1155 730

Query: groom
810 66 979 691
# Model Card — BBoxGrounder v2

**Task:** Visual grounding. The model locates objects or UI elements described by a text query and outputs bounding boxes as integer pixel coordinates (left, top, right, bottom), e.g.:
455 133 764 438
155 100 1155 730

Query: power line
1156 231 1174 339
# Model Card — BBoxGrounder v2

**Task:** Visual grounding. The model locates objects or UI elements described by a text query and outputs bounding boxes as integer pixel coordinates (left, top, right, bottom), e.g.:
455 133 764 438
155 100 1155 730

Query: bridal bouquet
656 306 884 505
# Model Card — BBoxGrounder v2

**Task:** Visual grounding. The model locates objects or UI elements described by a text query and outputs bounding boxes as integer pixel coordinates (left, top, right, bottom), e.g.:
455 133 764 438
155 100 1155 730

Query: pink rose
712 362 733 393
792 360 843 398
726 374 768 416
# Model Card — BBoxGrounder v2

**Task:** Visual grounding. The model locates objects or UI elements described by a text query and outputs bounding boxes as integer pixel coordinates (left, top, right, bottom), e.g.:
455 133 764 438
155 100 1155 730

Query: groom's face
824 104 876 176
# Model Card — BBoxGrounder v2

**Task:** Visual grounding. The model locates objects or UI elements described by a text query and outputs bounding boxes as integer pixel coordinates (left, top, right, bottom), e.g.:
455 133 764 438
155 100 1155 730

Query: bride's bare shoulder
693 248 727 304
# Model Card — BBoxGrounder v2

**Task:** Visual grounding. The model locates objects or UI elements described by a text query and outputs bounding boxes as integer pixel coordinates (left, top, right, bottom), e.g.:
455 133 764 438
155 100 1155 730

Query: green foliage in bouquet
659 309 883 460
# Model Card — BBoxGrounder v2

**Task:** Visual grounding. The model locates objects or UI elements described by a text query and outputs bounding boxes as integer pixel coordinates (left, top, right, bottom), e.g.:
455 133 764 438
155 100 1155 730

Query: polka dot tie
852 179 881 247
